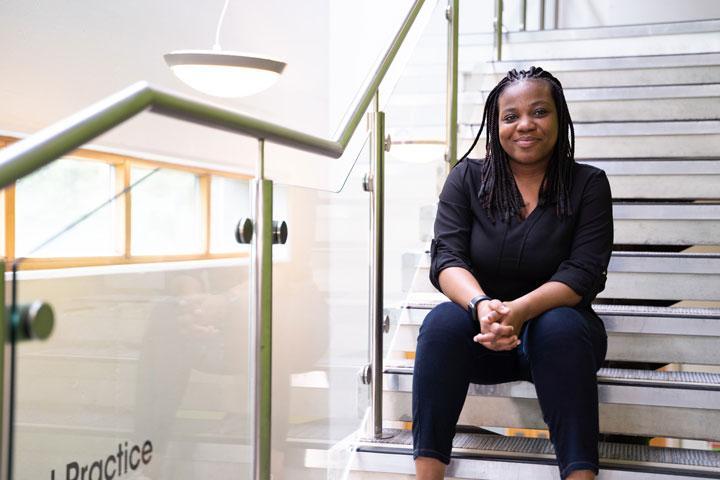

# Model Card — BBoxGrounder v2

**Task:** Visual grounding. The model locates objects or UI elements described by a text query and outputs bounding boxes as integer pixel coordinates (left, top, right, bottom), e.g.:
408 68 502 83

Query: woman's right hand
474 299 520 351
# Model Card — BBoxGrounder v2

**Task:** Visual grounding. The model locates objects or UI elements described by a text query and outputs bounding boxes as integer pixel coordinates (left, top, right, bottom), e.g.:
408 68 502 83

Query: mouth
514 137 540 147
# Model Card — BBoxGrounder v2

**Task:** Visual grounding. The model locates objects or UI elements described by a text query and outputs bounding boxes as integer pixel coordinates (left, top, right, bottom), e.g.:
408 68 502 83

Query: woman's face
497 79 559 171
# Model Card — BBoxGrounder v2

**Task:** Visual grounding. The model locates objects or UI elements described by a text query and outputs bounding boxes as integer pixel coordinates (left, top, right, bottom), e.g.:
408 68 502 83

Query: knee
527 307 590 348
418 301 474 343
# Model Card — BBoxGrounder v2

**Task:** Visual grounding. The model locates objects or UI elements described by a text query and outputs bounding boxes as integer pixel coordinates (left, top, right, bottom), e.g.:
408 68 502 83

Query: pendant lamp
164 0 286 98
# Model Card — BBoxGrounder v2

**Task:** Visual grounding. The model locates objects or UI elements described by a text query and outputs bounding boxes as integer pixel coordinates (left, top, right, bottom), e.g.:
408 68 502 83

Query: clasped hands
473 299 527 351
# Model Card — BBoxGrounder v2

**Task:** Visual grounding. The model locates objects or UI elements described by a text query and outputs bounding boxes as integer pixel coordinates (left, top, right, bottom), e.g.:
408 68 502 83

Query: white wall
0 0 331 184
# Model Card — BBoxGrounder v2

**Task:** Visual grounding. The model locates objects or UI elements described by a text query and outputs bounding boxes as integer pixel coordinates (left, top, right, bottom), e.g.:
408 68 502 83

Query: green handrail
0 0 430 190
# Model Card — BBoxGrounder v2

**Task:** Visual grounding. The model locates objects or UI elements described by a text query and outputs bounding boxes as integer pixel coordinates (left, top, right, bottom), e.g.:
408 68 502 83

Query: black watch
468 294 492 323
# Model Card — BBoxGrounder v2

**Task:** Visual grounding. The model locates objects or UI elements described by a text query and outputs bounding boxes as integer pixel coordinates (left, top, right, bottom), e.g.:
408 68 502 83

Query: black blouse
430 159 613 308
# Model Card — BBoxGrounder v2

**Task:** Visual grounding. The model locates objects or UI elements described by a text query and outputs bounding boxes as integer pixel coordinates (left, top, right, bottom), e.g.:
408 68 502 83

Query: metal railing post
250 139 273 480
540 0 546 30
0 262 10 480
445 0 459 172
494 0 504 61
368 95 386 439
520 0 527 31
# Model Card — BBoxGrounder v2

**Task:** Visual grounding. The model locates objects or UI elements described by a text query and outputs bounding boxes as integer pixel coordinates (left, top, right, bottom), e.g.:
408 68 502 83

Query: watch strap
468 294 492 323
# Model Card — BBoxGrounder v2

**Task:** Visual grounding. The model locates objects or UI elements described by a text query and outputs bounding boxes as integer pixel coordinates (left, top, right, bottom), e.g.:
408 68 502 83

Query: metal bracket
362 173 373 192
235 217 254 244
359 364 372 385
236 218 287 245
272 220 288 245
384 134 392 152
383 315 390 334
445 2 452 21
15 301 54 341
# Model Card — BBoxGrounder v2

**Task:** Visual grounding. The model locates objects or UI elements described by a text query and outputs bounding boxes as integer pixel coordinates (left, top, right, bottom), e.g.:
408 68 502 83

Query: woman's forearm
437 267 487 308
510 281 581 321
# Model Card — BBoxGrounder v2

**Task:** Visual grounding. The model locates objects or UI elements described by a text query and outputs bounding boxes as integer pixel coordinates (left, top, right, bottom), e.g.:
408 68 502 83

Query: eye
534 108 548 116
502 114 517 122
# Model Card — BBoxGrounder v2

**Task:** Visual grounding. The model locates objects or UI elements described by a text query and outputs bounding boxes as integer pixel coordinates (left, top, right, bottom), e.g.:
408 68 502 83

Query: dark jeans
412 302 608 479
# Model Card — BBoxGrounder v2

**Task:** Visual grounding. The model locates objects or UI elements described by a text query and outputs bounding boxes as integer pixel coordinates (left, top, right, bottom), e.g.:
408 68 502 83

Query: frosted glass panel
12 161 252 479
13 261 252 480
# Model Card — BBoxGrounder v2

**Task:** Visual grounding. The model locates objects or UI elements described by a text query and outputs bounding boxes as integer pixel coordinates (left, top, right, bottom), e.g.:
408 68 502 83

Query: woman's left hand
498 299 531 338
473 299 530 349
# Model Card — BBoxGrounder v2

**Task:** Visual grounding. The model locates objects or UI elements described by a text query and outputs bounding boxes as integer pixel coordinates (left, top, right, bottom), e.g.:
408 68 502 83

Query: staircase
350 18 720 479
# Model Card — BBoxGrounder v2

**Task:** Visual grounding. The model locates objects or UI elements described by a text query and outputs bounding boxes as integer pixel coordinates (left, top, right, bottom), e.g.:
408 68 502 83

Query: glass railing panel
384 0 449 310
6 157 254 480
265 0 439 193
270 141 371 479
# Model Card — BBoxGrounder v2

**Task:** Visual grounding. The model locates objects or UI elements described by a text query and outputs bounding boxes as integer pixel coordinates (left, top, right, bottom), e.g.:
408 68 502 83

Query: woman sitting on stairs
414 67 613 480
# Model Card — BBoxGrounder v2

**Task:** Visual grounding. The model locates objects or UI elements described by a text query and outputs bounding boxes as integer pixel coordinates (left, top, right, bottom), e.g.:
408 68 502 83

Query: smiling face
497 79 559 172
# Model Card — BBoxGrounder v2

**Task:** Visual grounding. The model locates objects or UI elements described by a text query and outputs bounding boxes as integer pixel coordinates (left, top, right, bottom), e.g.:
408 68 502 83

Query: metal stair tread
405 250 720 275
483 52 720 72
403 296 720 318
383 366 720 391
462 119 720 136
404 299 720 318
578 157 720 175
359 428 720 471
461 18 720 46
470 83 720 101
593 303 720 319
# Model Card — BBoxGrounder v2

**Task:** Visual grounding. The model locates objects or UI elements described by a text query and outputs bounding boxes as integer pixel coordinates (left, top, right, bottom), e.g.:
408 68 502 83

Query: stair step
392 301 720 365
462 19 720 46
467 52 720 90
460 126 720 159
461 84 720 123
404 252 720 301
464 120 720 137
385 366 720 392
469 82 720 101
383 368 720 439
400 302 720 335
419 202 720 244
583 157 720 175
355 428 720 479
486 52 720 72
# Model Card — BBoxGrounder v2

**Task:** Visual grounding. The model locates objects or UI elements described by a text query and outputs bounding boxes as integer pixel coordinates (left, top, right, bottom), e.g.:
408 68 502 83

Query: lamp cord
213 0 231 50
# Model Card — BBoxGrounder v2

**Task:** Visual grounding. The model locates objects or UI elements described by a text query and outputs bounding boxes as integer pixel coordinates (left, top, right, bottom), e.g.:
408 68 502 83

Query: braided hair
459 66 575 221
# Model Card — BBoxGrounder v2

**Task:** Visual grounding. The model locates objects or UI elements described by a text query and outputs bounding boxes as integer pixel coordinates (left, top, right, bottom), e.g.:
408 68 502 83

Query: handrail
0 0 427 190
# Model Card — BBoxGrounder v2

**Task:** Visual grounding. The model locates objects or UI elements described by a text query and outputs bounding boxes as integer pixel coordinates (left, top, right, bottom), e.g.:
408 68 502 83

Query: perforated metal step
401 295 720 333
358 428 720 477
383 366 720 439
384 366 720 392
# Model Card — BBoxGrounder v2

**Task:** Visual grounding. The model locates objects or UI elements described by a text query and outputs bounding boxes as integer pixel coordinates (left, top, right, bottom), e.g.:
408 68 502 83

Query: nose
517 114 535 131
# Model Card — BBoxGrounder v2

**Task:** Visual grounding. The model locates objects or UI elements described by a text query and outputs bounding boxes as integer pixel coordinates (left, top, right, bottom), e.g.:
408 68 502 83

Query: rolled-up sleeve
549 170 614 306
429 162 475 291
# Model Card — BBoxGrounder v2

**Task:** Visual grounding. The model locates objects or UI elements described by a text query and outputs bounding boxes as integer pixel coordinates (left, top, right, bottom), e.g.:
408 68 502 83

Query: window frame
0 135 253 270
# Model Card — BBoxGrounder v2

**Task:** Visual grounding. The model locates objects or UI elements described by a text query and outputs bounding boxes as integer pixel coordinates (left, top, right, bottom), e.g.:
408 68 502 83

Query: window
131 167 202 256
210 176 250 254
15 158 117 257
1 135 255 269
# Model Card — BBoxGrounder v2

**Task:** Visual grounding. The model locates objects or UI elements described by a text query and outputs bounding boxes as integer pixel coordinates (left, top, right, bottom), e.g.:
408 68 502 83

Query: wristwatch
468 294 492 324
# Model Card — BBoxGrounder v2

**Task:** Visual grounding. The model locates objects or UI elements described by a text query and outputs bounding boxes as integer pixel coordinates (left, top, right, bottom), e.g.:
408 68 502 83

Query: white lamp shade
164 50 286 98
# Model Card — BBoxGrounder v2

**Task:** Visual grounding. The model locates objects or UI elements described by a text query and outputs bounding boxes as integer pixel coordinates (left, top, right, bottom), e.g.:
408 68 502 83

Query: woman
413 67 612 480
